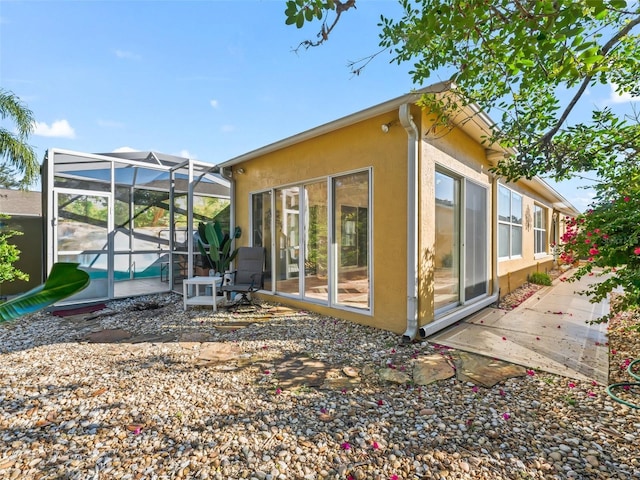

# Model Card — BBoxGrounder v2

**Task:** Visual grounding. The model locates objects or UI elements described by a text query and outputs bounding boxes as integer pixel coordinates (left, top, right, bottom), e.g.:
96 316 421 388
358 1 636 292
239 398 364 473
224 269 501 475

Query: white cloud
33 119 75 138
210 99 219 109
112 146 137 153
114 49 141 60
608 83 639 104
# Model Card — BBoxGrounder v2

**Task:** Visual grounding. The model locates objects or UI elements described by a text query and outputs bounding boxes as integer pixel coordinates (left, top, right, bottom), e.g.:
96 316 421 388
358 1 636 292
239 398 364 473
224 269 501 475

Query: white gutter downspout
399 103 420 342
490 173 500 307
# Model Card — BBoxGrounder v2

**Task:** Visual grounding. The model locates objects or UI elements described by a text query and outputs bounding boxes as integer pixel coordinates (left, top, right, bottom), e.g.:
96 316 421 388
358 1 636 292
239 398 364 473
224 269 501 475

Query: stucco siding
231 113 411 333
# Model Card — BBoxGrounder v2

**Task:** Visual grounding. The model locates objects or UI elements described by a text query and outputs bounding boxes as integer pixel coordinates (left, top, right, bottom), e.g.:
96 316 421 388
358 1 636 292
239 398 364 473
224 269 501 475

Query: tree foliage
0 215 28 284
286 0 639 180
0 89 38 188
558 152 640 322
286 1 640 319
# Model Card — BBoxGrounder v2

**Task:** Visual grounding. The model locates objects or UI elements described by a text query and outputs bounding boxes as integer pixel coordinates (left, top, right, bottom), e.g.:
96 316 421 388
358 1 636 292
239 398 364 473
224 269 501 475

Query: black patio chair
220 247 265 307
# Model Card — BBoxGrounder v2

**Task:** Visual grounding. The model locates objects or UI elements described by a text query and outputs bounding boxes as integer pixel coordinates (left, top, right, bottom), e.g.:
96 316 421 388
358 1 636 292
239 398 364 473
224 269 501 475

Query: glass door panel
252 191 273 291
464 181 488 301
434 172 460 312
55 191 110 301
275 187 300 294
303 181 328 302
334 171 370 309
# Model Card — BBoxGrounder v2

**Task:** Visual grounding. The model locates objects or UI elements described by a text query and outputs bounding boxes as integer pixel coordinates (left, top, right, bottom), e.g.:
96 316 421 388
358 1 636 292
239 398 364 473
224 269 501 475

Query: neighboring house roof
218 81 580 216
0 188 42 217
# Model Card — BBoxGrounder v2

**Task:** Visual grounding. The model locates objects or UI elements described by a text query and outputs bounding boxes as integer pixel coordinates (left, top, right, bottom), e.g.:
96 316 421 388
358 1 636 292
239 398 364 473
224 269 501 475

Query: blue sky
1 1 637 210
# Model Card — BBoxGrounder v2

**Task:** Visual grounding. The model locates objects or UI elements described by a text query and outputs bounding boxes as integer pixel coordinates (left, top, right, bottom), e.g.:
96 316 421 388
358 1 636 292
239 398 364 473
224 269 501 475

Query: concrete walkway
429 272 610 384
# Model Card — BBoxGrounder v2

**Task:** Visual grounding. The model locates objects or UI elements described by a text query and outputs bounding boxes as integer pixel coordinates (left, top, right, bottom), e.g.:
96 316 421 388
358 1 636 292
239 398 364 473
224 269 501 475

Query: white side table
183 276 224 311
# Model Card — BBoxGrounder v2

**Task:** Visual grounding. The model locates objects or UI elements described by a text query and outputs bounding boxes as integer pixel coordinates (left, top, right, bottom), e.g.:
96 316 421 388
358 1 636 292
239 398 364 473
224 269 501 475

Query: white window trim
533 204 548 257
249 168 373 315
498 184 523 261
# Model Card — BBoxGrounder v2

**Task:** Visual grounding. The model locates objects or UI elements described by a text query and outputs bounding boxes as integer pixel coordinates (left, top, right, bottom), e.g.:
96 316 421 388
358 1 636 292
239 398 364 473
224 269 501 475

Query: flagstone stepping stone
274 355 328 388
454 351 527 388
197 342 242 364
413 354 456 385
179 332 213 343
379 367 412 384
321 367 361 390
82 328 132 343
213 321 258 331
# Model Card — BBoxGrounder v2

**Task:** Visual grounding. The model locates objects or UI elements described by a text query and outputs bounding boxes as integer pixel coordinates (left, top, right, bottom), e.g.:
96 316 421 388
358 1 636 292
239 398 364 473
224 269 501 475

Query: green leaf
0 262 90 322
305 6 314 22
296 12 304 28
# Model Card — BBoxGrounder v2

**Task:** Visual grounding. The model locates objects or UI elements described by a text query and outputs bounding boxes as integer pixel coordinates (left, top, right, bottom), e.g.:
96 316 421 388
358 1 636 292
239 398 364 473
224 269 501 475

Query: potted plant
196 220 242 276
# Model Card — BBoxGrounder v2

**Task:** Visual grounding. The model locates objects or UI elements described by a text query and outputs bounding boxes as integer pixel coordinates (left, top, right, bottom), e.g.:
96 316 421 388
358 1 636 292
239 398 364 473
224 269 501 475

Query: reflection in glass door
55 190 111 302
275 187 300 294
303 182 328 302
435 172 489 314
465 181 488 301
334 171 370 309
434 172 460 312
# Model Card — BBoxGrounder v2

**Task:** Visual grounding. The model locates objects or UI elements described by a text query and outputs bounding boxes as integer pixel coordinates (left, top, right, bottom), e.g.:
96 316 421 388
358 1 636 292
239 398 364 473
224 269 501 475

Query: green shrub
529 272 552 286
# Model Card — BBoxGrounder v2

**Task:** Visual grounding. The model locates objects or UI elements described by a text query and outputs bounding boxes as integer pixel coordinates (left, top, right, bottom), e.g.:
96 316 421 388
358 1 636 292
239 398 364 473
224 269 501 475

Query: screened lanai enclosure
43 149 231 304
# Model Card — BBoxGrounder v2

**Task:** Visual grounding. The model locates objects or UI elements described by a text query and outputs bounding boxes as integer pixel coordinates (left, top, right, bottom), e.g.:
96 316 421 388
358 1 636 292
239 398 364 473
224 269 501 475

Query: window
251 170 370 312
534 205 547 255
498 185 522 259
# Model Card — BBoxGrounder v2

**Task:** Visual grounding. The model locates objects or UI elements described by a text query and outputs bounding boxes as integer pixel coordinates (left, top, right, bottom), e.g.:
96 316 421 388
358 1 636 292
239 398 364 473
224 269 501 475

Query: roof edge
218 82 453 168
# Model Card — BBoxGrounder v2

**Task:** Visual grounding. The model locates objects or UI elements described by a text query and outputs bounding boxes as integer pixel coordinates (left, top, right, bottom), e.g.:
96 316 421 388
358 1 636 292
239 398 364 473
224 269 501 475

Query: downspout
399 103 420 342
490 173 500 306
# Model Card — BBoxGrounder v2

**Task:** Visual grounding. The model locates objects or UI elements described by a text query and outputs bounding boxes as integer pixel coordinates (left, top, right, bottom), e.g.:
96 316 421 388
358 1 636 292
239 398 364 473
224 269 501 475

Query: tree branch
539 13 640 147
294 0 356 51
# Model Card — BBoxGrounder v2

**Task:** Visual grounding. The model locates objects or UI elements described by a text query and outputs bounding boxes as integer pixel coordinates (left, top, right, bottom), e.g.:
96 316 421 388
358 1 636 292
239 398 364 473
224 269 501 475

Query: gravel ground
0 288 638 480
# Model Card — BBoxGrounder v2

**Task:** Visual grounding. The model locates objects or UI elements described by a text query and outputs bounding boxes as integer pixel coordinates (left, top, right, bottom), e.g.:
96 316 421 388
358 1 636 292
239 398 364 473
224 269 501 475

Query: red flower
624 196 630 202
634 247 640 255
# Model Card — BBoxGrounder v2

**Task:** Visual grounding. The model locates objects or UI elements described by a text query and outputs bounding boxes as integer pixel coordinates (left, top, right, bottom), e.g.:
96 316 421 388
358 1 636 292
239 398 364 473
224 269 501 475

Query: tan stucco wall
226 104 574 335
230 112 411 333
417 112 493 326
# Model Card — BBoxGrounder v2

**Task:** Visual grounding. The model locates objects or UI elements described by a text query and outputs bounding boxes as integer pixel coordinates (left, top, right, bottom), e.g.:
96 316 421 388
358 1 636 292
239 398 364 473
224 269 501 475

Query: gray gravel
0 293 638 479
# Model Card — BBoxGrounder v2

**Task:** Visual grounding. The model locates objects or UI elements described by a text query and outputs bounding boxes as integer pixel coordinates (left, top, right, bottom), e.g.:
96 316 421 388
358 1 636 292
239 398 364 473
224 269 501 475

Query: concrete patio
429 271 610 384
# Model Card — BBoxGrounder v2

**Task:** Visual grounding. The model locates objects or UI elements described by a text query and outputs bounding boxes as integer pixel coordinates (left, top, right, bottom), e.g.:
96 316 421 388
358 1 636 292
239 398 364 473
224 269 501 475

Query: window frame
498 184 523 260
249 168 372 315
533 204 547 257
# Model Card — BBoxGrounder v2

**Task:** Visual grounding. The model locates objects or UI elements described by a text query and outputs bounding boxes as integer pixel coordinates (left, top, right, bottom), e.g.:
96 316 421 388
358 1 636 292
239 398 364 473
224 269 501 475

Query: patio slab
429 273 609 384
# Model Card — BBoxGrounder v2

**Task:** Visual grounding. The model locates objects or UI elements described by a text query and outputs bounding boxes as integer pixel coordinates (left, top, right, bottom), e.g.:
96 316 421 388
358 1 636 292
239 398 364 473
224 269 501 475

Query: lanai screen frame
43 149 231 304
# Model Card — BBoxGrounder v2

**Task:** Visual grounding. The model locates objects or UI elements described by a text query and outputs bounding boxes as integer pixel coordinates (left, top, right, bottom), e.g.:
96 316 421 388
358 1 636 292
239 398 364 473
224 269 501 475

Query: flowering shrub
558 168 640 324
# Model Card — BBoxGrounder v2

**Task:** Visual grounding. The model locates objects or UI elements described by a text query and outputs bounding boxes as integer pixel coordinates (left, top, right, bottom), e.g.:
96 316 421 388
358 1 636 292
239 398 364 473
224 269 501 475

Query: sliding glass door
434 171 488 314
251 170 370 312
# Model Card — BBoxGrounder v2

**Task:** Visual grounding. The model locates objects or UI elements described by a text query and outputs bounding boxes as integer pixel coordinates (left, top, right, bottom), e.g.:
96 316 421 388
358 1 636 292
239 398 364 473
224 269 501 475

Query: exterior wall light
381 121 397 133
